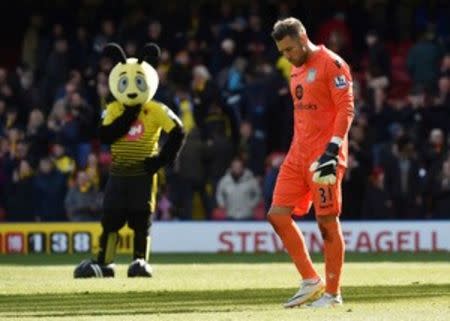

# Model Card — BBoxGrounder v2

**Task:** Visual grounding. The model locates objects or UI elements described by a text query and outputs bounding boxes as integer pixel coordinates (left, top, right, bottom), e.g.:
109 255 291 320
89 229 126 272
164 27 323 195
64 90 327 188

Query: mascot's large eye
135 75 148 92
118 76 129 93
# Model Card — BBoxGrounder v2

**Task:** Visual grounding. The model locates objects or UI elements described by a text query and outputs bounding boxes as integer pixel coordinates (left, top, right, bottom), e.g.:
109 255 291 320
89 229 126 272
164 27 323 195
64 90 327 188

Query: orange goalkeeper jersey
288 45 354 167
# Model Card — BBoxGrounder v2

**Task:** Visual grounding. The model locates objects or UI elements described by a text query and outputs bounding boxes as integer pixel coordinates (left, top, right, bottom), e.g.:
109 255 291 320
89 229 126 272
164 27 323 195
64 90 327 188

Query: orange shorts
272 158 346 216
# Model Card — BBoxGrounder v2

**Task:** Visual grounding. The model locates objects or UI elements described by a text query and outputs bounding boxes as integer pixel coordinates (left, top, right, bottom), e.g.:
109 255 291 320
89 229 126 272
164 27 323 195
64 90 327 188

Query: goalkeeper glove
309 142 339 185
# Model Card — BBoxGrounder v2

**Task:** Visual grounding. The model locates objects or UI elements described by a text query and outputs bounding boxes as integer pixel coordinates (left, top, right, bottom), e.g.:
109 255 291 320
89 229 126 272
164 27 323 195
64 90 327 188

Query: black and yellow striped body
102 100 179 176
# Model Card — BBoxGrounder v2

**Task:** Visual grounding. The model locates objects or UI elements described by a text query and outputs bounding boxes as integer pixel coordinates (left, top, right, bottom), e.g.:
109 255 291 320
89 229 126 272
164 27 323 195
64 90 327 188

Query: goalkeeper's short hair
271 17 306 41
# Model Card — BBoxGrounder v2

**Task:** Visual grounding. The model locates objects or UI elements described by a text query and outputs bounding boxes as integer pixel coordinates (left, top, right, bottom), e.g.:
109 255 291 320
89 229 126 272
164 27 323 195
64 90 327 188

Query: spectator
238 120 266 178
41 37 70 107
384 136 423 219
428 158 450 219
26 109 49 165
422 128 446 171
123 39 138 57
315 12 352 60
244 14 267 58
168 50 191 88
0 68 17 106
216 158 261 220
206 125 234 198
440 53 450 76
191 65 221 139
36 23 65 76
65 170 101 221
342 152 368 220
66 91 94 166
141 20 168 51
212 38 238 75
170 128 210 220
421 90 450 140
172 86 195 134
365 29 391 81
154 61 174 107
240 64 272 141
50 142 75 176
406 31 443 91
362 167 395 220
85 152 102 190
5 160 35 221
72 25 92 72
434 74 449 107
3 129 28 175
4 107 20 131
92 19 117 55
16 65 39 117
217 56 247 105
95 74 110 110
33 157 67 221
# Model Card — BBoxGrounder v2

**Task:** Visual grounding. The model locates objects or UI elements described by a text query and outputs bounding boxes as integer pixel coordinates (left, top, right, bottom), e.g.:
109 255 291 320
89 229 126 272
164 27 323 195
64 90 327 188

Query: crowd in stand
0 1 449 221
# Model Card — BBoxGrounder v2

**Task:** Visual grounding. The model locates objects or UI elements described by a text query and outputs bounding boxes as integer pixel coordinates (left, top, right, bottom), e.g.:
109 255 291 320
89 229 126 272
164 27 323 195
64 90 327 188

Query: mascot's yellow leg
104 232 118 264
145 236 152 262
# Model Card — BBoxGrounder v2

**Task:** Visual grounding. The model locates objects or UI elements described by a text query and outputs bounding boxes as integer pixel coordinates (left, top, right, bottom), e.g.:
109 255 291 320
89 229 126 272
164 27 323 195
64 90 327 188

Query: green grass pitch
0 252 449 320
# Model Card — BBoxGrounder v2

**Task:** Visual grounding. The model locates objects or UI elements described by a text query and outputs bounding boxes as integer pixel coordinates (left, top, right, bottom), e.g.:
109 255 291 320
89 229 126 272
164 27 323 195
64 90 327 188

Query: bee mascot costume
74 43 184 278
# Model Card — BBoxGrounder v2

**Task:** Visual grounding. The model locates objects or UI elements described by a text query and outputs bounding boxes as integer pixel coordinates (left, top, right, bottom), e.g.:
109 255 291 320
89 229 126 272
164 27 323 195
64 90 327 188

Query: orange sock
268 214 319 280
318 219 345 294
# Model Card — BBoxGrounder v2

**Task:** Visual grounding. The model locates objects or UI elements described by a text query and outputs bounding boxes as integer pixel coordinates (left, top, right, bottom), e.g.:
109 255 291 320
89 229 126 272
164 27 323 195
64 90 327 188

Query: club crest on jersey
306 68 316 83
295 84 303 99
334 75 348 89
126 120 145 141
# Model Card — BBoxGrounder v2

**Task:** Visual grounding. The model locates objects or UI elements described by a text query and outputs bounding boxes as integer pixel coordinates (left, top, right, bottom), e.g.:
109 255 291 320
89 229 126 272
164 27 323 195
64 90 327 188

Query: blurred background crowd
0 0 449 222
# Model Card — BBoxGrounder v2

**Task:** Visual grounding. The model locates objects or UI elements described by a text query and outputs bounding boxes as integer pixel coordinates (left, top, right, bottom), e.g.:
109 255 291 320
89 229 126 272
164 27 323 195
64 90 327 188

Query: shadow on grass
0 284 449 318
1 252 449 266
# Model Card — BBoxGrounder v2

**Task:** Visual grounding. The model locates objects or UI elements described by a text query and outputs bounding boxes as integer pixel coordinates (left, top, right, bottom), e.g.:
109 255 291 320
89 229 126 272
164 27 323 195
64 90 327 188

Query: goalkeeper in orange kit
268 17 354 308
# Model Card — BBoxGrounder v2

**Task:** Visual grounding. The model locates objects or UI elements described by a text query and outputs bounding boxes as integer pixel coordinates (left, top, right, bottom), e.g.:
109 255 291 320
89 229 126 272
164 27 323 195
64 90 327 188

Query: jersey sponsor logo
306 68 316 83
297 102 318 111
295 84 303 99
126 120 145 141
334 75 348 89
